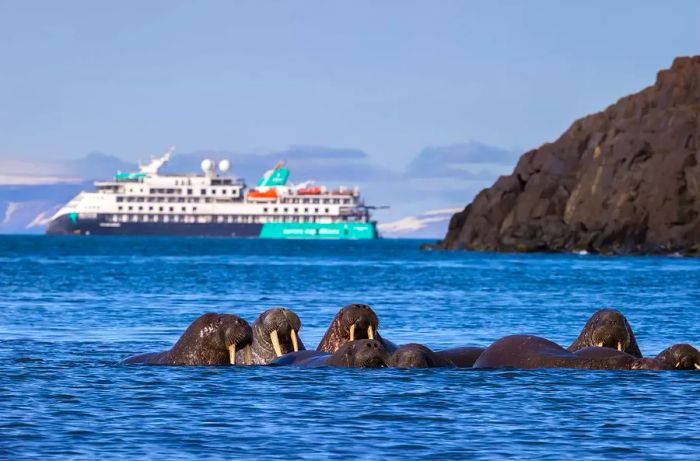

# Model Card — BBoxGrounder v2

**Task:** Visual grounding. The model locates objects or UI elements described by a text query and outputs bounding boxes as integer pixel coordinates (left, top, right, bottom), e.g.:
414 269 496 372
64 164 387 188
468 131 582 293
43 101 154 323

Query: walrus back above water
122 313 252 366
273 339 389 368
390 344 455 368
474 335 657 370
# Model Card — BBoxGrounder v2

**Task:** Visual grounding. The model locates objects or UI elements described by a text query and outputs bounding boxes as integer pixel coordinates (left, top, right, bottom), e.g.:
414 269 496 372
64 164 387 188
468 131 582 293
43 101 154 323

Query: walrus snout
568 308 641 358
259 307 303 357
340 304 379 341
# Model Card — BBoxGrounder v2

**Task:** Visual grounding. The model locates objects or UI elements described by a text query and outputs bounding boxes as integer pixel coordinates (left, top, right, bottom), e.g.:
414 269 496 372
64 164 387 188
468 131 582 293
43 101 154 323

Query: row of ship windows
117 205 333 214
113 196 351 205
116 187 241 196
106 214 325 224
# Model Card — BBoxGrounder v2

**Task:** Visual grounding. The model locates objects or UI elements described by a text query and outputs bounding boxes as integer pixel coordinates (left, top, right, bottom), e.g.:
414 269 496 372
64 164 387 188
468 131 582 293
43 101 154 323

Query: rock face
436 56 700 255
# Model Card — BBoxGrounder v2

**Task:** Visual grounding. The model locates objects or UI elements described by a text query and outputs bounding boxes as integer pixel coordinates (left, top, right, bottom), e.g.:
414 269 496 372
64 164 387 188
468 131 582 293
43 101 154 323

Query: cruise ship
45 147 378 239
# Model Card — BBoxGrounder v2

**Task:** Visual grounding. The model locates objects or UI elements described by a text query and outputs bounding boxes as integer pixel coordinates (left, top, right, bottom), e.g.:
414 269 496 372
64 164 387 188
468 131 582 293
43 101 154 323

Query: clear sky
2 0 698 165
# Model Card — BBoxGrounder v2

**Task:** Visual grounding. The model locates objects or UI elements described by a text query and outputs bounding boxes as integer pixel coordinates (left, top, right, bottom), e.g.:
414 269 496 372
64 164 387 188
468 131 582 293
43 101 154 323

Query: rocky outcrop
434 56 700 255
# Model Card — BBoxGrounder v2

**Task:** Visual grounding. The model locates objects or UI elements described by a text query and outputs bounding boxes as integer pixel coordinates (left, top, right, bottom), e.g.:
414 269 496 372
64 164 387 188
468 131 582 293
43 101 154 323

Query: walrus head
317 303 380 353
332 339 389 368
171 313 252 365
655 344 700 370
568 308 642 358
253 307 303 359
390 344 448 368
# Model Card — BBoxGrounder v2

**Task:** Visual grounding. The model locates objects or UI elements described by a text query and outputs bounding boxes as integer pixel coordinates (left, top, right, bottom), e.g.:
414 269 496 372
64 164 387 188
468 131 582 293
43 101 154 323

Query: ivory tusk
349 324 355 342
291 329 299 352
676 362 681 369
694 363 700 370
367 326 374 340
228 344 236 365
270 329 283 357
617 342 623 352
245 345 252 365
597 342 605 347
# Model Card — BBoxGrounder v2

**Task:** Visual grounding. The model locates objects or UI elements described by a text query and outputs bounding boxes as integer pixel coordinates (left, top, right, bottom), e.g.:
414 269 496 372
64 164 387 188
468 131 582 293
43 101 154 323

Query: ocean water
1 236 699 460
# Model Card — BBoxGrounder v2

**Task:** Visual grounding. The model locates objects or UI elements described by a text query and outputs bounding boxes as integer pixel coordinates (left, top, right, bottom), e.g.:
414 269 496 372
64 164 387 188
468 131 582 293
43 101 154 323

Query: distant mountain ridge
434 56 700 255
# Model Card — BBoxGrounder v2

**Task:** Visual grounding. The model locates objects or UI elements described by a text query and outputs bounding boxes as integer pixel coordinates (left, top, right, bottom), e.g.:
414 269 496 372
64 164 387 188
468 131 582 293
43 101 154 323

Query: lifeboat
298 186 322 195
247 189 278 200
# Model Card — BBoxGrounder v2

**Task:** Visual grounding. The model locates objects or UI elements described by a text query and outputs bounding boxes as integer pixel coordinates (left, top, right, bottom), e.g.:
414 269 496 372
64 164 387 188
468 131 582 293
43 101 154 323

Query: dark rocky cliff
434 56 700 255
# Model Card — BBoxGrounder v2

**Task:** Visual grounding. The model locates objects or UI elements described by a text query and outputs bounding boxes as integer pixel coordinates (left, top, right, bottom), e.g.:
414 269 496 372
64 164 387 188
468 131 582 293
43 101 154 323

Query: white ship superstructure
46 147 377 239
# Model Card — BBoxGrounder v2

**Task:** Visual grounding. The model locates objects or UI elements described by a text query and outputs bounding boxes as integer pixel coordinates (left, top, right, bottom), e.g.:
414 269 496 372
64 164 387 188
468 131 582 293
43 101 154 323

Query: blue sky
1 1 699 231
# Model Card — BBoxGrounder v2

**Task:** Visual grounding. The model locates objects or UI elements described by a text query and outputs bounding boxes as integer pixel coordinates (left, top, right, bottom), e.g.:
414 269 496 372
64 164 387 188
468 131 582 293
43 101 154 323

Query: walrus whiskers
228 344 236 365
368 326 374 340
291 329 299 352
270 330 283 357
349 324 355 341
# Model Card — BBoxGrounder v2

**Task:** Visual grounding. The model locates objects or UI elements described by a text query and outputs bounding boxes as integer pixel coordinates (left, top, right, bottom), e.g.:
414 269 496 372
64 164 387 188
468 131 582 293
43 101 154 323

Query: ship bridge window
187 189 192 195
201 189 206 195
116 197 123 202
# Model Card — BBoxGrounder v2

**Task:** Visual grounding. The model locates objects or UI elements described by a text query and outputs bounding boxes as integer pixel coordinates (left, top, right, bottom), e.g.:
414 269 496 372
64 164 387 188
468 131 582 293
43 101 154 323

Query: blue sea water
0 236 699 460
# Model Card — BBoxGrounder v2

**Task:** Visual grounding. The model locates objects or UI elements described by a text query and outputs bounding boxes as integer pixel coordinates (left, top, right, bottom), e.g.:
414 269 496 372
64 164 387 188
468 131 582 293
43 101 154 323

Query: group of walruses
123 304 700 371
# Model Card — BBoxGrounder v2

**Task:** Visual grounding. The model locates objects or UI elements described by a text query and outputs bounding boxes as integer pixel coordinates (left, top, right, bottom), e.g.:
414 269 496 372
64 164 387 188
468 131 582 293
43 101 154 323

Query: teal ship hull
259 222 377 239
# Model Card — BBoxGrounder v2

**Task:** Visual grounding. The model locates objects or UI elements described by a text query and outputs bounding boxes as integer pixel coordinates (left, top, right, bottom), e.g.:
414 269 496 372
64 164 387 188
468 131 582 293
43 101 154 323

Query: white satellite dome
201 159 214 174
218 159 230 173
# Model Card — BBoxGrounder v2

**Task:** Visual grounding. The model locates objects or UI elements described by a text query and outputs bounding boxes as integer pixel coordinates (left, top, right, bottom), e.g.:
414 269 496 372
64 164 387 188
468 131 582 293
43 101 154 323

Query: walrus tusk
597 341 604 347
228 344 236 365
349 324 355 341
694 363 700 370
617 342 623 352
676 362 681 369
245 345 252 365
367 326 374 340
290 329 299 352
270 330 283 357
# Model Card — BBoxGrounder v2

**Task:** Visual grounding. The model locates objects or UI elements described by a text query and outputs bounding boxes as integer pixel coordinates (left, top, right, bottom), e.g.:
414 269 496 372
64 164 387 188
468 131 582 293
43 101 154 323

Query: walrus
316 303 397 354
122 313 252 365
567 308 642 358
474 335 655 370
389 344 455 368
236 307 305 365
272 339 389 368
654 344 700 370
434 346 485 368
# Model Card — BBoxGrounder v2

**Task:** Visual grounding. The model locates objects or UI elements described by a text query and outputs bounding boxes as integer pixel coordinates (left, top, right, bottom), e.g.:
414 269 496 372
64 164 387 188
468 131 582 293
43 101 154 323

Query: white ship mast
139 146 175 175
